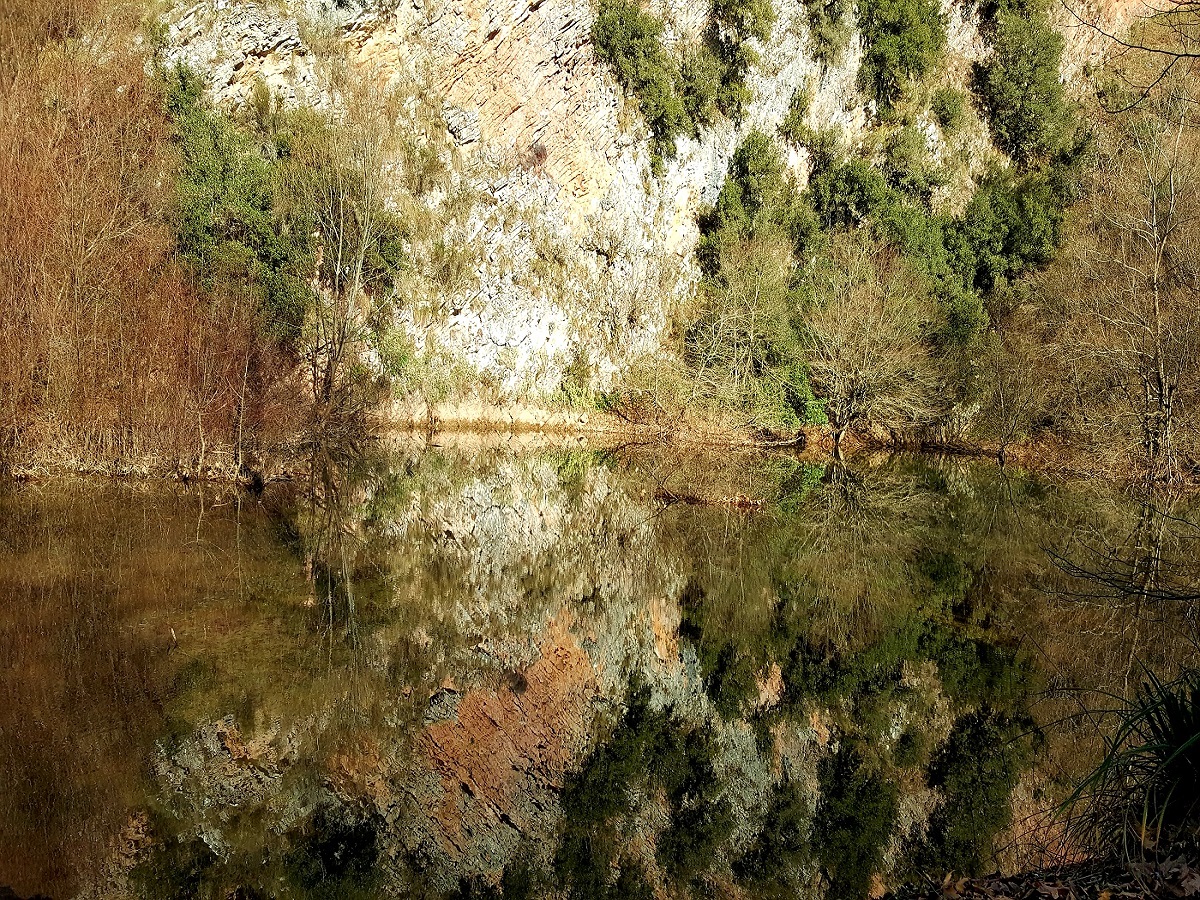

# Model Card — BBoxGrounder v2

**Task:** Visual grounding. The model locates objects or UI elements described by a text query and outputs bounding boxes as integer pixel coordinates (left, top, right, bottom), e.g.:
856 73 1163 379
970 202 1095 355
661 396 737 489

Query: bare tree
283 76 406 440
1049 101 1200 483
1059 0 1200 111
802 236 942 446
686 235 810 430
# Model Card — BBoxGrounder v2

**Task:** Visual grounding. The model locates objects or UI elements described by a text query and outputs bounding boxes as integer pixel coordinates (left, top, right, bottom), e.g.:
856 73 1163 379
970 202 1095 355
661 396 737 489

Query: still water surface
1 444 1197 899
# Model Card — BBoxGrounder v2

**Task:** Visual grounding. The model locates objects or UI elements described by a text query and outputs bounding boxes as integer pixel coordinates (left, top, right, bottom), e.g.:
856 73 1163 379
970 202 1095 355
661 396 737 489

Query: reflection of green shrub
286 804 383 897
894 726 930 768
682 583 764 717
776 462 827 511
814 746 899 900
555 686 729 895
734 777 812 896
856 0 946 106
921 708 1037 874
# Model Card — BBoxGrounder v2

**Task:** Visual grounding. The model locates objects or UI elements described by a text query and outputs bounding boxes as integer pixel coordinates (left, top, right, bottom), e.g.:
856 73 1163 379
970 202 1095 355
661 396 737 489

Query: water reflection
0 446 1196 899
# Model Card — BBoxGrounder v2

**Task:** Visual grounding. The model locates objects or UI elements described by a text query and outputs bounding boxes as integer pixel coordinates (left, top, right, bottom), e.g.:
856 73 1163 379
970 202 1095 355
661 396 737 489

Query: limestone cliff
164 0 1134 407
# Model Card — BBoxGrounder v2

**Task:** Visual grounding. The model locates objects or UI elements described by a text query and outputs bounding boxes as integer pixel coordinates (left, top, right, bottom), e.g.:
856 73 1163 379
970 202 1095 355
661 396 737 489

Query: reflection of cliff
416 625 597 880
4 451 1194 898
0 484 285 900
113 454 998 895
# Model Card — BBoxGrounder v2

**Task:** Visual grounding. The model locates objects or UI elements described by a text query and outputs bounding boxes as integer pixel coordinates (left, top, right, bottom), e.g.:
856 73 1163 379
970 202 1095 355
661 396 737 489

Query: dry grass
0 0 304 474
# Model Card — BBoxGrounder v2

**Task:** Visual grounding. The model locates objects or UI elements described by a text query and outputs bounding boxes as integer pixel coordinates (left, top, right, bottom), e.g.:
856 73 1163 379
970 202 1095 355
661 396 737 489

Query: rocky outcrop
162 0 1131 405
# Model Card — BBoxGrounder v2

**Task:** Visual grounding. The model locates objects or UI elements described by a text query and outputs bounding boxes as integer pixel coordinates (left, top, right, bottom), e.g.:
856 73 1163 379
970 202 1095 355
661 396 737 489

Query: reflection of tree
1049 493 1200 695
776 461 934 645
1051 497 1200 605
299 451 369 667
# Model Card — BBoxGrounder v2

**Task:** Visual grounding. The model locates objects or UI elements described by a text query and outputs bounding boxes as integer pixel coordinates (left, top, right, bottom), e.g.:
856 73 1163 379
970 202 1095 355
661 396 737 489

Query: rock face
163 0 1126 401
416 627 597 876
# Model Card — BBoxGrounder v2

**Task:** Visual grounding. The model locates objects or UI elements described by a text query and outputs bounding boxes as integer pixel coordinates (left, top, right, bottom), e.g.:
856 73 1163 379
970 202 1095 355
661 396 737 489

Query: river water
1 442 1197 899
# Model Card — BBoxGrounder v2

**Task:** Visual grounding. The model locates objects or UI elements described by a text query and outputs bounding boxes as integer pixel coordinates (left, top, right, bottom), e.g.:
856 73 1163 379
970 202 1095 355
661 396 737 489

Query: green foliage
689 133 825 430
931 86 967 131
813 746 900 900
162 63 406 367
805 148 1078 351
803 0 854 64
975 6 1067 163
592 0 775 166
856 0 946 106
809 157 893 229
883 124 942 198
778 89 845 178
163 64 314 346
709 0 776 114
947 170 1069 294
920 708 1037 874
778 86 812 147
687 236 826 430
679 44 725 128
592 0 690 161
712 0 776 45
698 131 808 266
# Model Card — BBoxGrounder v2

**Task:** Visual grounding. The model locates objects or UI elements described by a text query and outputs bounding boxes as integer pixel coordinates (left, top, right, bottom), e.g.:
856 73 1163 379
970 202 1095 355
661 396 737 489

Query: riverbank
0 399 1173 488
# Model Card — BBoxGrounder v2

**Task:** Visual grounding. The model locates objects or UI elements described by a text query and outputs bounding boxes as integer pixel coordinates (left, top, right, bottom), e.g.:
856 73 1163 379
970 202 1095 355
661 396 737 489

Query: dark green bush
946 170 1068 293
931 86 966 131
712 0 776 45
165 64 314 347
809 157 892 228
698 131 819 271
592 0 690 161
974 7 1067 162
689 133 825 429
856 0 946 106
678 44 725 129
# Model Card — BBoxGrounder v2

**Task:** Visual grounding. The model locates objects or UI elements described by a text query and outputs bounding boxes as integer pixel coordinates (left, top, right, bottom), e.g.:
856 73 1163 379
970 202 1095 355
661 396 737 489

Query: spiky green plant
1066 668 1200 859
